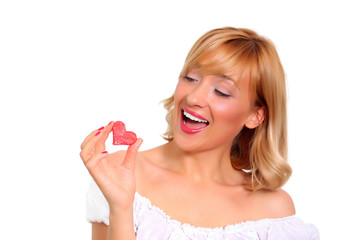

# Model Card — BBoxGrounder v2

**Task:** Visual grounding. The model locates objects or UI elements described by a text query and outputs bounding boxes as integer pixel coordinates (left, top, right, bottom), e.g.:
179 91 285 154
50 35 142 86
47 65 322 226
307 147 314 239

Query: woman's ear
245 107 265 129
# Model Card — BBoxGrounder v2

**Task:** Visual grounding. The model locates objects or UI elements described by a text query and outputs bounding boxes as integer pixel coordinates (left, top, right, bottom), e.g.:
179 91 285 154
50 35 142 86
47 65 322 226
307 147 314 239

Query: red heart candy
112 121 137 145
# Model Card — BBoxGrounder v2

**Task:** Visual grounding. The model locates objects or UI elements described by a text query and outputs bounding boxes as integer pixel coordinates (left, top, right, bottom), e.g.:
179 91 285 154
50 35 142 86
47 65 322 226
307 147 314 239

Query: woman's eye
215 89 231 97
183 76 197 82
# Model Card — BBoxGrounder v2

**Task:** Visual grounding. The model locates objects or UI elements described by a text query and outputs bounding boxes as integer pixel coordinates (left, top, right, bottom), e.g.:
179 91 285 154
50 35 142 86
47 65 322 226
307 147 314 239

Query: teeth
183 111 208 123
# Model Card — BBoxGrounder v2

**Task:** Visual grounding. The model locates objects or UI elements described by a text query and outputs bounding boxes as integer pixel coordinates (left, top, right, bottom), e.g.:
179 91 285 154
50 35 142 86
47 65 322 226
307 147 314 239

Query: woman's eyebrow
218 74 241 89
220 74 233 81
219 74 238 85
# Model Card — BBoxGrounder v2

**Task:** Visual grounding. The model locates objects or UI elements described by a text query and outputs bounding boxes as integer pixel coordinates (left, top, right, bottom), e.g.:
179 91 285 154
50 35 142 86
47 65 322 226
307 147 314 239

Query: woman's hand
80 121 143 213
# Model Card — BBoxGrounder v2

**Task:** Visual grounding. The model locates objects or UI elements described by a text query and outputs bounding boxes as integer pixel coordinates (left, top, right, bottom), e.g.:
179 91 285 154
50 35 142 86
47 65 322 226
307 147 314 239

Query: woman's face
172 64 257 153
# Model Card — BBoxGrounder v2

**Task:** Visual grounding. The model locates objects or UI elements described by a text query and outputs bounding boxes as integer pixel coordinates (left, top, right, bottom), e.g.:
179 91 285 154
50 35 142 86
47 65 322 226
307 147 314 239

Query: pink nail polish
107 121 114 126
95 131 101 136
97 126 104 131
102 151 108 154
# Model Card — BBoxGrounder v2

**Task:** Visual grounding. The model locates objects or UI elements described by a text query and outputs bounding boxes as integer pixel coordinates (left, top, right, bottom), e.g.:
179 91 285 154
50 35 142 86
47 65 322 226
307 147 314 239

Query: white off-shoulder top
86 181 319 239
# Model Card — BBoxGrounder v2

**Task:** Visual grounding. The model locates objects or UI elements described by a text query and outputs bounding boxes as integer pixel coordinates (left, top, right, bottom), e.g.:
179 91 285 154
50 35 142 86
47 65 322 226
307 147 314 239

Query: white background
1 0 355 239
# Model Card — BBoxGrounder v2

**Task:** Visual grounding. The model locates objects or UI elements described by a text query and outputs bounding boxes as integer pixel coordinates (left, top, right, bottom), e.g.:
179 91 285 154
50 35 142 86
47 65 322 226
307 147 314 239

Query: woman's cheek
214 101 249 124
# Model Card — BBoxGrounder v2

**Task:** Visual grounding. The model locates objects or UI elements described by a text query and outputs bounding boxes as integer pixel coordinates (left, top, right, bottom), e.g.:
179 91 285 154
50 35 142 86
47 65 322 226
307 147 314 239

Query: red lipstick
180 108 209 134
182 107 208 121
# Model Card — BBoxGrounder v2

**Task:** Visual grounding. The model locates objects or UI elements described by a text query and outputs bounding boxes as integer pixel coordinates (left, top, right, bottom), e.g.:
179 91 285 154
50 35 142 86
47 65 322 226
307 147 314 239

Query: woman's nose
186 80 210 108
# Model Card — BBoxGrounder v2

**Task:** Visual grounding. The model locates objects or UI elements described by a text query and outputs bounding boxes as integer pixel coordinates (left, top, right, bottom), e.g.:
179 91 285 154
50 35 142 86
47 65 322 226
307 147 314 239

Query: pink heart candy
112 121 137 145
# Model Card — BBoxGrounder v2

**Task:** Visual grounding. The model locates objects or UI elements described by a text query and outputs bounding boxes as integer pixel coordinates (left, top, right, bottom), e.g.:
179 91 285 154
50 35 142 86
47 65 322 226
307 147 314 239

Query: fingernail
107 121 114 126
95 131 101 136
97 126 104 131
102 151 108 154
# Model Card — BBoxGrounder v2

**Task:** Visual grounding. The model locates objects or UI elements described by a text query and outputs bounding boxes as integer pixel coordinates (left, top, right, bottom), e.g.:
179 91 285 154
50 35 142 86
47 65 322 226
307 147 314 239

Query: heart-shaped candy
112 121 137 145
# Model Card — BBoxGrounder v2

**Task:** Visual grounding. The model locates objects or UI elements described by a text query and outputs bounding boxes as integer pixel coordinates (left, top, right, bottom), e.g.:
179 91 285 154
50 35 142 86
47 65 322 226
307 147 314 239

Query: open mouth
181 108 209 133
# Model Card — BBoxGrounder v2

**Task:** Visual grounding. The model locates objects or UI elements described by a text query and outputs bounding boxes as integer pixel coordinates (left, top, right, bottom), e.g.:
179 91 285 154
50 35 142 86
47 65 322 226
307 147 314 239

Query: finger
85 151 109 173
80 130 104 163
81 121 113 151
80 127 104 150
94 121 114 154
122 138 143 171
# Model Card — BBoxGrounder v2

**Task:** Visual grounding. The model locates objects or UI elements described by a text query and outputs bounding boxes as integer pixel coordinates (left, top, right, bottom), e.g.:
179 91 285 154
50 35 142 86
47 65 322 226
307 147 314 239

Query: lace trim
134 192 297 233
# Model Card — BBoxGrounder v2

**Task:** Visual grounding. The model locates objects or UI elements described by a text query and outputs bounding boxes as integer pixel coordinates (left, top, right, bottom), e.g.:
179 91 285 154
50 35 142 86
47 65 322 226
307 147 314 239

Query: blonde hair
162 27 291 191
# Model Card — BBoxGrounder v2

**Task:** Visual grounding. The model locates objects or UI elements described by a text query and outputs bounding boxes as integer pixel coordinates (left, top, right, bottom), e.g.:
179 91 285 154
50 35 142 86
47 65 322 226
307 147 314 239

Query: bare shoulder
136 144 168 167
253 189 296 218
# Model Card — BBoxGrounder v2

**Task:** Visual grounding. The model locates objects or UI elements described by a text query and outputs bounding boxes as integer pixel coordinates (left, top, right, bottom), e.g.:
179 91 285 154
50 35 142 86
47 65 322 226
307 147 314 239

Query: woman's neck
162 141 245 185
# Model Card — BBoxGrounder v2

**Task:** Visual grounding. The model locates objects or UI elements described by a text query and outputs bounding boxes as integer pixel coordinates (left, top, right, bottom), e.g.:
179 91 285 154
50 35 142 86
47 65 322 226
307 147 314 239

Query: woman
81 27 319 239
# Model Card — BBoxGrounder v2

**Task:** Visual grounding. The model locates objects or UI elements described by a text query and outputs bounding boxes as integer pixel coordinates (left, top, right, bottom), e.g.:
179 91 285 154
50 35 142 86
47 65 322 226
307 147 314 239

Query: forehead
186 44 253 80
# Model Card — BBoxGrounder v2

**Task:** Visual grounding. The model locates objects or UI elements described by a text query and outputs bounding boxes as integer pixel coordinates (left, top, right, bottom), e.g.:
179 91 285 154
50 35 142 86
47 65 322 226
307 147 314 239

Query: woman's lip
180 114 207 134
182 107 208 122
180 107 209 134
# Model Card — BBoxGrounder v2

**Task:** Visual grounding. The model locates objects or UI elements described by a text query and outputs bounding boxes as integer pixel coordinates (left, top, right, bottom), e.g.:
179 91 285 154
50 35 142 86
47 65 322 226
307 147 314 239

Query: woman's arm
91 212 135 240
80 122 142 240
107 208 135 240
92 223 108 240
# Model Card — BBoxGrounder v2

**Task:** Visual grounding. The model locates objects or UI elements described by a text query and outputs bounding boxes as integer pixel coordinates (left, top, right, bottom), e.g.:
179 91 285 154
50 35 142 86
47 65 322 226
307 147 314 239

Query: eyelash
183 76 196 82
183 75 231 98
215 89 231 98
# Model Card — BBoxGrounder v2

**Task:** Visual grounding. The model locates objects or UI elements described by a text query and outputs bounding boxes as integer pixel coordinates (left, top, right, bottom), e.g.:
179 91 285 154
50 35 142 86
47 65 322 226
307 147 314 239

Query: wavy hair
162 27 291 191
